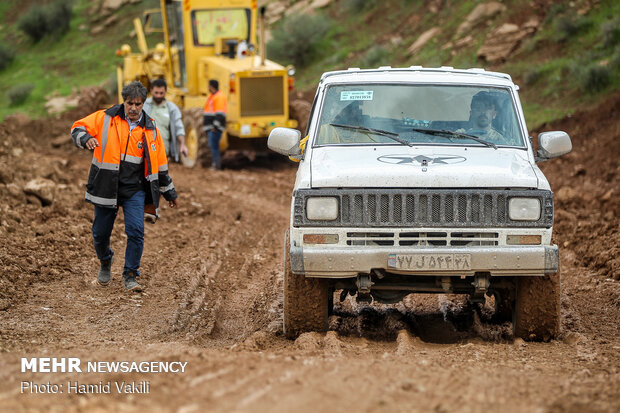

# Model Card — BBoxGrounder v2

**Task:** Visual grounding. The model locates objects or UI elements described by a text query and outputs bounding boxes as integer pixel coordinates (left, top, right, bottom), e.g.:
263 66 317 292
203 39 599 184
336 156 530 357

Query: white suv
269 66 572 341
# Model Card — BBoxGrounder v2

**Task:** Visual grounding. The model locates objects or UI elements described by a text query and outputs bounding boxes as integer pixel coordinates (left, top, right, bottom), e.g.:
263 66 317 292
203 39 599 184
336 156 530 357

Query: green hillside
0 0 159 121
1 0 619 129
270 0 620 128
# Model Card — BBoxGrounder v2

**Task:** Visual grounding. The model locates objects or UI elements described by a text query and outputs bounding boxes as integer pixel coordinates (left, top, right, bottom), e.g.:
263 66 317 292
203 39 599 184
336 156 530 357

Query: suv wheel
283 230 329 339
514 268 561 341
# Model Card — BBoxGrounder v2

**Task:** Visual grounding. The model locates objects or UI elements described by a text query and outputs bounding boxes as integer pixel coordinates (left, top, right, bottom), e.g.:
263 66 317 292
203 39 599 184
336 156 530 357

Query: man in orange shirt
203 79 228 170
71 81 178 291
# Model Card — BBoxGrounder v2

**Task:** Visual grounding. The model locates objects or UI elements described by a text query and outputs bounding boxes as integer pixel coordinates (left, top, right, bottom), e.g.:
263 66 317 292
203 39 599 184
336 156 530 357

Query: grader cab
116 0 297 167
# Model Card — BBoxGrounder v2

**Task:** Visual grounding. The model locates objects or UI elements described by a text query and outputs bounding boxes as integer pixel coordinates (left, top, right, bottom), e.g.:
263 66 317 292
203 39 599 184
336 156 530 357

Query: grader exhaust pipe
260 6 266 67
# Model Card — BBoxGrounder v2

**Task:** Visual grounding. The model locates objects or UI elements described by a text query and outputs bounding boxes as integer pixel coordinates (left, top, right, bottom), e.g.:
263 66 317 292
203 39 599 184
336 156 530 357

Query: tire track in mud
160 165 293 345
169 256 224 338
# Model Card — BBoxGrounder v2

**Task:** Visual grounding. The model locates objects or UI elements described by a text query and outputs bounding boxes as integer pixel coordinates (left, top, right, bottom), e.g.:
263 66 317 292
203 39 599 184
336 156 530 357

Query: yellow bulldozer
116 0 298 167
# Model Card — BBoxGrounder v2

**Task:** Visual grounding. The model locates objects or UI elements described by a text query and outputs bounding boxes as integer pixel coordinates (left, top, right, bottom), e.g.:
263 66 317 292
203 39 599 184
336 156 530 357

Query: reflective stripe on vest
101 114 111 163
121 154 144 164
91 158 119 170
160 182 174 193
71 126 88 148
85 192 117 207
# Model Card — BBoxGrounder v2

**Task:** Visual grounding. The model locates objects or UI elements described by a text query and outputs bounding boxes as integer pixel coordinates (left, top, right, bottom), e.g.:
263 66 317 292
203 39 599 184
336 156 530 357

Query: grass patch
600 19 620 49
7 84 34 106
578 64 612 93
0 44 16 71
0 1 16 24
521 102 573 130
267 13 332 67
18 1 73 42
359 45 392 68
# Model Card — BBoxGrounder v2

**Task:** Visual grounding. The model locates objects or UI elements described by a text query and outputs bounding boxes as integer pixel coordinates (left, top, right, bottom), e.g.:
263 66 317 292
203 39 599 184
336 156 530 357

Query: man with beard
70 81 179 291
460 91 509 144
144 78 188 162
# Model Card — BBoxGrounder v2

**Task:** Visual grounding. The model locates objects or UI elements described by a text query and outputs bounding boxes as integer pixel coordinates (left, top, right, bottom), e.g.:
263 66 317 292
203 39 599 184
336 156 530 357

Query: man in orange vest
203 79 228 170
71 81 178 292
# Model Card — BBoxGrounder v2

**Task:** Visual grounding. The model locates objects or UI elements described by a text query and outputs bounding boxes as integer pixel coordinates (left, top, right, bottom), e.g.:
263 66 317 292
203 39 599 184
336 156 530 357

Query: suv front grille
346 231 499 246
293 189 553 228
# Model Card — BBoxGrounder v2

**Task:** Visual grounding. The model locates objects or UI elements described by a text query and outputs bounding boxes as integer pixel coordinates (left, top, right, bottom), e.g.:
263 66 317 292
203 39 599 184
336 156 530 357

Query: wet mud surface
0 93 618 412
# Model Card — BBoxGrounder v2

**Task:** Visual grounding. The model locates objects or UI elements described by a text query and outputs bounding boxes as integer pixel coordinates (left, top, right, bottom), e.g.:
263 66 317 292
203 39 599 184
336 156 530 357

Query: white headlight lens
509 198 541 221
306 197 338 220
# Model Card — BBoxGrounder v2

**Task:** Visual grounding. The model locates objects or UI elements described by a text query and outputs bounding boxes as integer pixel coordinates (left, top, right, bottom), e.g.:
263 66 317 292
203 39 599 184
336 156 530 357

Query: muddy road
0 95 619 412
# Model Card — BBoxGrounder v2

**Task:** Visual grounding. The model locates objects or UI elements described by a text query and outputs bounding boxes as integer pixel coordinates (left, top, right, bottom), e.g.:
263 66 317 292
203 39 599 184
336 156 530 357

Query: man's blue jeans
208 129 222 169
92 190 145 277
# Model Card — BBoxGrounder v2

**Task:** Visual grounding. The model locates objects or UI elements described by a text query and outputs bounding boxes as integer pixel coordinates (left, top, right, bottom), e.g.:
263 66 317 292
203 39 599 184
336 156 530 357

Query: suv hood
310 146 538 188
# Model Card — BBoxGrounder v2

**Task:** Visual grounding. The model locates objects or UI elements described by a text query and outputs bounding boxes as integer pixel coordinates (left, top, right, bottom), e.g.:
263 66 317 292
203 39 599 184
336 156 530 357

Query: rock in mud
24 178 56 206
323 331 344 355
294 332 323 351
51 135 71 148
6 183 26 203
556 186 580 202
0 167 12 185
237 331 273 351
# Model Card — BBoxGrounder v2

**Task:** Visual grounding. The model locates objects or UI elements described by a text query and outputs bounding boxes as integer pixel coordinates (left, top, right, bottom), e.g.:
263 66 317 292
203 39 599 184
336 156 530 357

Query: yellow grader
116 0 298 167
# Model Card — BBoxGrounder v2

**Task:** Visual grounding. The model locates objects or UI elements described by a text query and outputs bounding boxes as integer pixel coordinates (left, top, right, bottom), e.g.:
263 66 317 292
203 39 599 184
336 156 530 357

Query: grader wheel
180 108 211 168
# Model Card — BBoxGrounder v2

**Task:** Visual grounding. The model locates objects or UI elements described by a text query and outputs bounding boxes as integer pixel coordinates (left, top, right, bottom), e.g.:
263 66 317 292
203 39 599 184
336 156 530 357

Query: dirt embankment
536 93 620 281
0 90 618 412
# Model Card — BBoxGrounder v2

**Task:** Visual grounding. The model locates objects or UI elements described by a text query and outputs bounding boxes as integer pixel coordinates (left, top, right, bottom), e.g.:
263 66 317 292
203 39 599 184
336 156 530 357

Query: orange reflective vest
203 90 227 132
71 104 177 216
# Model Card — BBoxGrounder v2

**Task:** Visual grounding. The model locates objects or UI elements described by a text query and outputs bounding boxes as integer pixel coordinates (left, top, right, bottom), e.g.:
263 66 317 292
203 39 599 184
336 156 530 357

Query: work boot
123 270 142 292
97 257 113 286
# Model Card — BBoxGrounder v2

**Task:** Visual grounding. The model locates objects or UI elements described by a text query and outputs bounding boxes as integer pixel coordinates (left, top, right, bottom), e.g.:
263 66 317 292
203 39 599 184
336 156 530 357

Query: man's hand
178 135 188 157
85 137 99 150
168 198 178 208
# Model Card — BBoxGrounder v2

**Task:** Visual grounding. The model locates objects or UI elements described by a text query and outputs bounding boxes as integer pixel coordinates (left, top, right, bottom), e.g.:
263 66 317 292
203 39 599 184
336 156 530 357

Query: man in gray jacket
144 78 188 162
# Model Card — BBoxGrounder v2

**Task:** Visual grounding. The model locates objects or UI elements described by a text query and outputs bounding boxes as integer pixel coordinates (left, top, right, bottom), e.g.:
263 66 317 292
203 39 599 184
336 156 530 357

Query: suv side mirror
268 127 302 156
536 131 572 161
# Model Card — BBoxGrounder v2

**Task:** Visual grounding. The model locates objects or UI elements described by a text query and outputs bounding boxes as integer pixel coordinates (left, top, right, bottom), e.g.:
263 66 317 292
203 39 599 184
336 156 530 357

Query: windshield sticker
340 91 373 101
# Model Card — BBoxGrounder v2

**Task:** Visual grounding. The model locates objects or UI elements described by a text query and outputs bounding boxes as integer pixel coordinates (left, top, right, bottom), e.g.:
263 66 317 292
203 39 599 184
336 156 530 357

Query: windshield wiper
411 128 497 149
330 123 413 146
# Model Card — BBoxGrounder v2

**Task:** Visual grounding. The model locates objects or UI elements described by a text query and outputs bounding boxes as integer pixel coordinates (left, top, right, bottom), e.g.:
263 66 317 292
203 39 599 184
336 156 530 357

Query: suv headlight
509 197 541 221
306 197 338 220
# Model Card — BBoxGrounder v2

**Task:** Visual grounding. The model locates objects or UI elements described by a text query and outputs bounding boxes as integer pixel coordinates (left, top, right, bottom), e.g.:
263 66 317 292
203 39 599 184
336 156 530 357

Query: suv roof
320 66 515 87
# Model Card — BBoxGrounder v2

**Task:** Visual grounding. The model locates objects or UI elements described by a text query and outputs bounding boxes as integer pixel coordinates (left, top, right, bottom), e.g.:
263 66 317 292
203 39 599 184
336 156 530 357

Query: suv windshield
315 84 524 147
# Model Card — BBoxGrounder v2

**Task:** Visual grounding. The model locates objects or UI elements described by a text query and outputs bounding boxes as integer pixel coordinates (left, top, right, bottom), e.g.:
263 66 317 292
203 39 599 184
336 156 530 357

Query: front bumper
290 244 559 278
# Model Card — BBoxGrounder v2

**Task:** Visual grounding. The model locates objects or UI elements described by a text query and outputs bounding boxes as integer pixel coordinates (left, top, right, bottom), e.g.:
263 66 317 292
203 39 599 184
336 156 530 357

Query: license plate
388 253 472 271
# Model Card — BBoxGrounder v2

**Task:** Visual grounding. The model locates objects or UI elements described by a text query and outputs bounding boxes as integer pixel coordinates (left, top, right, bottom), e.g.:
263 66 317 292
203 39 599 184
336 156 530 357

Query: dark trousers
208 129 222 169
92 190 145 276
